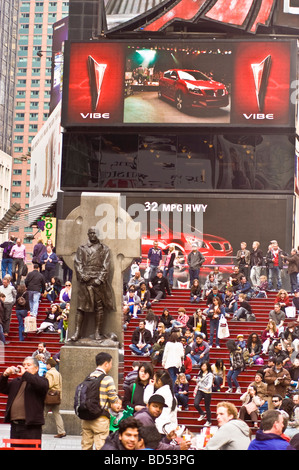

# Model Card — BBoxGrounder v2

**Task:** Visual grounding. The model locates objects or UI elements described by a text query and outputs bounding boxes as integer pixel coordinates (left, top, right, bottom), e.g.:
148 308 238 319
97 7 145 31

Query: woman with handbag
206 297 225 348
44 358 66 438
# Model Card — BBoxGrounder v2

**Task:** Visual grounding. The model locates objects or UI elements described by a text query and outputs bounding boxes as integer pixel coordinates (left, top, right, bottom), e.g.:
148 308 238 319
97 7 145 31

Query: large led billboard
62 39 296 128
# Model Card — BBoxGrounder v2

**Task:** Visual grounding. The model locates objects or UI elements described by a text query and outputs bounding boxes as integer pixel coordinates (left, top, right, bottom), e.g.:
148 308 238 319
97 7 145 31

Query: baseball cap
148 394 168 407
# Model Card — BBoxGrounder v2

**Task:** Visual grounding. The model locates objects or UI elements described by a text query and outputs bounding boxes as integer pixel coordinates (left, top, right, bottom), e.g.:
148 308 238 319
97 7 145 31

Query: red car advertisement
62 39 295 128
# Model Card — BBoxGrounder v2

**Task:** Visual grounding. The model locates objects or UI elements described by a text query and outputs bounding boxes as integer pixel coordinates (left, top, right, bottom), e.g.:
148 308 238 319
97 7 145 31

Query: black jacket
25 269 46 293
151 276 171 296
131 327 153 345
0 372 49 425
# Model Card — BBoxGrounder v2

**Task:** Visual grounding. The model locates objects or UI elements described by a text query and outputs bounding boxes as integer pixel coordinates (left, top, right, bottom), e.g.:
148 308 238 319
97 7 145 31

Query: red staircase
0 288 294 434
0 297 62 421
122 289 294 433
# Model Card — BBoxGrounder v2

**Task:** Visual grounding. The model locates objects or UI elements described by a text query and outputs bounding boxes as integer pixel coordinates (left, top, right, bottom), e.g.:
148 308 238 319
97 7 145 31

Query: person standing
147 241 163 282
10 238 26 286
0 275 17 337
40 245 59 285
193 361 214 426
282 249 299 294
266 240 287 291
0 356 48 445
163 244 176 290
32 238 47 272
162 331 184 385
0 236 15 279
25 264 46 318
187 243 205 286
250 241 264 288
236 242 251 279
80 352 118 450
44 357 66 438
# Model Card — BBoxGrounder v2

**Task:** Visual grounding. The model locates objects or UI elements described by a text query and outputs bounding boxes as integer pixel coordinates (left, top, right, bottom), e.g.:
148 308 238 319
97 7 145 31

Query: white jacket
162 341 184 370
144 383 178 434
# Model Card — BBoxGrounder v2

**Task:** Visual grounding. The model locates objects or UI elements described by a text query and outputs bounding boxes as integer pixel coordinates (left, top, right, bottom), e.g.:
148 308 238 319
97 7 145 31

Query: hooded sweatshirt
248 430 289 450
205 419 251 450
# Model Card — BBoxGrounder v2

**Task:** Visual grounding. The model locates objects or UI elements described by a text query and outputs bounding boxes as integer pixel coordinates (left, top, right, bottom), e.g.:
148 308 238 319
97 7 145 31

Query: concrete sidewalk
0 424 82 450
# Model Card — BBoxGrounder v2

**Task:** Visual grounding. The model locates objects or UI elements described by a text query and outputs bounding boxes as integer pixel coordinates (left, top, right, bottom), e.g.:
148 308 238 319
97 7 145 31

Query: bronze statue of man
71 227 114 342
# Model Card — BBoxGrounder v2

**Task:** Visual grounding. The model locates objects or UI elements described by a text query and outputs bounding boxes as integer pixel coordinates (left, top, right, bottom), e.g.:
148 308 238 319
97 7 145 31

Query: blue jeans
227 368 241 390
188 351 209 366
209 318 220 347
0 324 6 343
189 268 199 286
167 366 179 385
129 343 151 356
190 295 201 303
268 267 282 290
16 310 27 341
1 258 13 278
28 291 41 317
163 266 174 287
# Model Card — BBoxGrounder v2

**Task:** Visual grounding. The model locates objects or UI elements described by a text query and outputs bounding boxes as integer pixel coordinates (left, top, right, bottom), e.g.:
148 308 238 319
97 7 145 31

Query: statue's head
87 226 99 243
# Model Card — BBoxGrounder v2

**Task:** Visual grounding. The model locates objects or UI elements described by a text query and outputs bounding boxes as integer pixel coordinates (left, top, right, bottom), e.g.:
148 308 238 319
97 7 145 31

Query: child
35 353 47 377
109 398 133 433
254 275 268 298
235 334 246 350
174 373 189 410
57 302 69 343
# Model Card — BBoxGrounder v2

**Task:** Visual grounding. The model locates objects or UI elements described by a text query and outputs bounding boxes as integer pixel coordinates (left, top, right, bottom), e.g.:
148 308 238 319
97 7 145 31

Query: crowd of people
2 236 299 450
117 239 299 449
0 236 72 344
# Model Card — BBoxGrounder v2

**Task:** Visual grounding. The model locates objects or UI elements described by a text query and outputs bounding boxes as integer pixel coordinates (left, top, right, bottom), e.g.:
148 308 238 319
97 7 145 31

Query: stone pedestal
43 193 140 436
43 345 120 436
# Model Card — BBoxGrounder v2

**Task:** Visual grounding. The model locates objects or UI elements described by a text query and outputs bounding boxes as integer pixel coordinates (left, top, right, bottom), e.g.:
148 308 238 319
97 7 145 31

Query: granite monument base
43 345 119 436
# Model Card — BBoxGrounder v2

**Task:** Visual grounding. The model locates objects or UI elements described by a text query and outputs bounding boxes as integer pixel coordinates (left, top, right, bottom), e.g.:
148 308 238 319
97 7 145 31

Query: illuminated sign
62 39 295 128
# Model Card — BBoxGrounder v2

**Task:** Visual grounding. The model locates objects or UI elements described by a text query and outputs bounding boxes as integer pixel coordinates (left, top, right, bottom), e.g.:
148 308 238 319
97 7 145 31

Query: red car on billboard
158 69 229 112
141 223 233 268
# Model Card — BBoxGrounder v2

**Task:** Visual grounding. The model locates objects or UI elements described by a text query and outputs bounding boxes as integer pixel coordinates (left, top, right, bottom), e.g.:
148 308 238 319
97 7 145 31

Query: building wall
0 0 19 155
0 150 12 245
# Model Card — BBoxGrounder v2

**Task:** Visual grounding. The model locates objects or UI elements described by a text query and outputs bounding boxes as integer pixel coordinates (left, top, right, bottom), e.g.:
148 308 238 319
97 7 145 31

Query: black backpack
74 372 106 420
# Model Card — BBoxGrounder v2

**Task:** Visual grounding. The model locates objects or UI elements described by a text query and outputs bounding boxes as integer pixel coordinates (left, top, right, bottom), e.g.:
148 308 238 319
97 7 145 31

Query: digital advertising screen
121 193 294 286
61 39 296 128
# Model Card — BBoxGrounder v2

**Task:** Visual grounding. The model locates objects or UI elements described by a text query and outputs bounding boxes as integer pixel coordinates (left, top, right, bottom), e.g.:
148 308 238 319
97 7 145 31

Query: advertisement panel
62 39 295 128
29 102 62 225
121 193 293 286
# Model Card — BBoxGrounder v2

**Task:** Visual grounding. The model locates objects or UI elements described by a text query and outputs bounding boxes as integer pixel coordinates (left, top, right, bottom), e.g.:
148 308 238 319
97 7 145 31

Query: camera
13 367 20 374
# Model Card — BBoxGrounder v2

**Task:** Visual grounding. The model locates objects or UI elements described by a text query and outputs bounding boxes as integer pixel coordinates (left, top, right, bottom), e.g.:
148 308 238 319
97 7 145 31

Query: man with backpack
75 352 119 450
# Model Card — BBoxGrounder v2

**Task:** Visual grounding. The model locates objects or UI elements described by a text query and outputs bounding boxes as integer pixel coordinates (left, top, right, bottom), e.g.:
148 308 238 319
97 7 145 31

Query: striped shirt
91 368 118 415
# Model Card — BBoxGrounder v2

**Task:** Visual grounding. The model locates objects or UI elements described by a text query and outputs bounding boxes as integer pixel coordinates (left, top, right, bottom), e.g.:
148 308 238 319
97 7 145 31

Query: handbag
22 264 28 276
17 295 26 306
45 390 61 405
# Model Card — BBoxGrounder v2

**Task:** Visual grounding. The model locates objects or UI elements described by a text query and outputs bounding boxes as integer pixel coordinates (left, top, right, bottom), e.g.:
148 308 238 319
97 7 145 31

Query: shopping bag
24 315 37 332
285 306 296 318
218 315 230 339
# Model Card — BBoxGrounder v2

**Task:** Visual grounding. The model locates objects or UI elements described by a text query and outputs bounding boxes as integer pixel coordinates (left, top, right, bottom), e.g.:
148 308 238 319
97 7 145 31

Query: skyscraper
10 0 69 253
0 0 19 155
